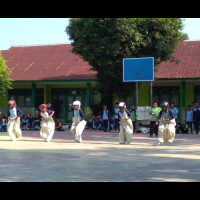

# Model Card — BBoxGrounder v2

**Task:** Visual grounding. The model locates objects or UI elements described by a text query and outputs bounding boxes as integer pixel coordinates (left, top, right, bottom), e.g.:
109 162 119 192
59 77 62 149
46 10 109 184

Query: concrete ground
0 129 200 182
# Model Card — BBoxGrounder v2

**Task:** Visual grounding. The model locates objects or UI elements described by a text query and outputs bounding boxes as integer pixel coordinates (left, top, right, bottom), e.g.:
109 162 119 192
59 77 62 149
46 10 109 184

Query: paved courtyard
1 129 200 182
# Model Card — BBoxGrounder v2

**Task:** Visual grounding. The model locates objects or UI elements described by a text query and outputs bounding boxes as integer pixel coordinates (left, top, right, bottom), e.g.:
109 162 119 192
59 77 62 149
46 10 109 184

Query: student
169 103 178 123
114 102 120 132
179 120 189 134
69 100 86 143
55 118 65 131
0 117 8 132
186 105 193 134
129 104 136 132
156 101 176 145
7 100 24 142
39 104 55 142
32 114 41 130
92 115 101 130
22 114 29 130
149 101 162 137
101 105 112 132
193 102 200 134
118 102 133 145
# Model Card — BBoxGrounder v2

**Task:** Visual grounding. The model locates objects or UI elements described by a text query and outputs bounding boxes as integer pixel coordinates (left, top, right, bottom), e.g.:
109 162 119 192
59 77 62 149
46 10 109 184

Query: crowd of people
1 98 200 145
149 101 200 136
87 103 136 133
0 103 64 132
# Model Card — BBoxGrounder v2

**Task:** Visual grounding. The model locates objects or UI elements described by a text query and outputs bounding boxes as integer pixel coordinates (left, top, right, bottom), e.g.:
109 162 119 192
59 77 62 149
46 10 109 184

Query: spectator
113 102 120 132
109 117 114 131
87 116 93 129
55 118 64 131
186 105 193 134
27 113 34 130
22 114 29 130
193 102 200 134
179 120 189 134
130 104 136 132
32 114 41 130
92 115 101 130
101 105 112 132
149 101 162 137
0 117 8 132
169 103 178 123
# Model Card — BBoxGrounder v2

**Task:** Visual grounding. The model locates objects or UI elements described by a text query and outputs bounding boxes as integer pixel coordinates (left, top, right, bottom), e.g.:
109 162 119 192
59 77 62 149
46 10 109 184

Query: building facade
1 41 200 122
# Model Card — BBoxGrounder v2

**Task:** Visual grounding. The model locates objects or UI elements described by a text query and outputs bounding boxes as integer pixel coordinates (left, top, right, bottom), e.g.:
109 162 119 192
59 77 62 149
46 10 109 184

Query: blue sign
123 57 154 82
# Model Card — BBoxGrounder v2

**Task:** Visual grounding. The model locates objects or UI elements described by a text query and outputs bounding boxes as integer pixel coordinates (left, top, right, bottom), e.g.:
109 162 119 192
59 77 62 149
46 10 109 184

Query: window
194 86 200 104
153 86 180 107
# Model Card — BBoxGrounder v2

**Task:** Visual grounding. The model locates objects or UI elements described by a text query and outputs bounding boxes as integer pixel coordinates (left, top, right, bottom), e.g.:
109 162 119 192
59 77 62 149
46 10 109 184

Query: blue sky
0 18 200 50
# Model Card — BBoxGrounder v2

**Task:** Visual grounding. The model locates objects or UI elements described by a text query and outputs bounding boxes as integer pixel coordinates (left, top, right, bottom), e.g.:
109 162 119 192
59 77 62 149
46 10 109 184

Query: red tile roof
1 44 97 81
1 41 200 82
155 40 200 79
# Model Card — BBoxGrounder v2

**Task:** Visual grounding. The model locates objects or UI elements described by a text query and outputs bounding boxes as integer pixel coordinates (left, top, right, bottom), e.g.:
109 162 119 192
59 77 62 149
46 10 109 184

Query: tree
0 52 12 97
66 18 188 106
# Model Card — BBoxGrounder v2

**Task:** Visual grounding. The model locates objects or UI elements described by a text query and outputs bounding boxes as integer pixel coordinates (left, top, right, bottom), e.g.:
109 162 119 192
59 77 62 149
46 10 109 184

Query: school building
1 40 200 122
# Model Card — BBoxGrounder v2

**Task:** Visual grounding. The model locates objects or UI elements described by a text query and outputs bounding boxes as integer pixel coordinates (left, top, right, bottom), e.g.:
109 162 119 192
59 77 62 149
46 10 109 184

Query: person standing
149 101 162 137
39 104 55 142
193 102 200 134
101 105 112 132
129 104 136 132
114 102 120 132
156 101 176 145
118 102 133 145
186 105 193 134
69 101 86 143
169 103 179 123
7 100 24 142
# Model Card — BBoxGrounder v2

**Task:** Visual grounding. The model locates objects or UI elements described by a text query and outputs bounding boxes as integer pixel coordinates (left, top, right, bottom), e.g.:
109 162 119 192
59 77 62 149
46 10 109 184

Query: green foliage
66 18 188 100
0 52 12 97
83 107 93 121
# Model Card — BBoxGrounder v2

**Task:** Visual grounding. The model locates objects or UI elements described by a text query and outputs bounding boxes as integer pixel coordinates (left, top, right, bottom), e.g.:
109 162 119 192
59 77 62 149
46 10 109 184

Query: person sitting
0 117 8 132
179 120 189 134
92 115 101 130
55 118 64 131
32 114 41 130
22 114 29 130
109 117 114 131
26 113 34 130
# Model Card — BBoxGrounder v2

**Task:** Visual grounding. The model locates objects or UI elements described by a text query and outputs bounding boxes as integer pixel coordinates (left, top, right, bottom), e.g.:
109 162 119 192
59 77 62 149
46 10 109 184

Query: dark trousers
194 120 199 134
132 121 136 131
114 119 119 131
103 120 109 131
186 121 193 133
150 121 158 136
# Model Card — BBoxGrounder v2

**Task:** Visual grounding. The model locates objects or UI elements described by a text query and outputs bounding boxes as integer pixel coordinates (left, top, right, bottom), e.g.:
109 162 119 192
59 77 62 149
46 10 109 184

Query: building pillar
31 83 36 107
86 82 91 107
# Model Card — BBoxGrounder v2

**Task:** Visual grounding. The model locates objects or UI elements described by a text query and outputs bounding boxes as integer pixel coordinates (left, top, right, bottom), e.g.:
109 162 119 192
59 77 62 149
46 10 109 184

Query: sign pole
150 81 153 106
136 81 138 132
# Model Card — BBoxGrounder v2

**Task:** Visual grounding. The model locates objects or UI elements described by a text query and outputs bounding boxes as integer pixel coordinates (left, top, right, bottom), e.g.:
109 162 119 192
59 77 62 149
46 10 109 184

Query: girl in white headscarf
69 101 86 143
118 102 134 144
